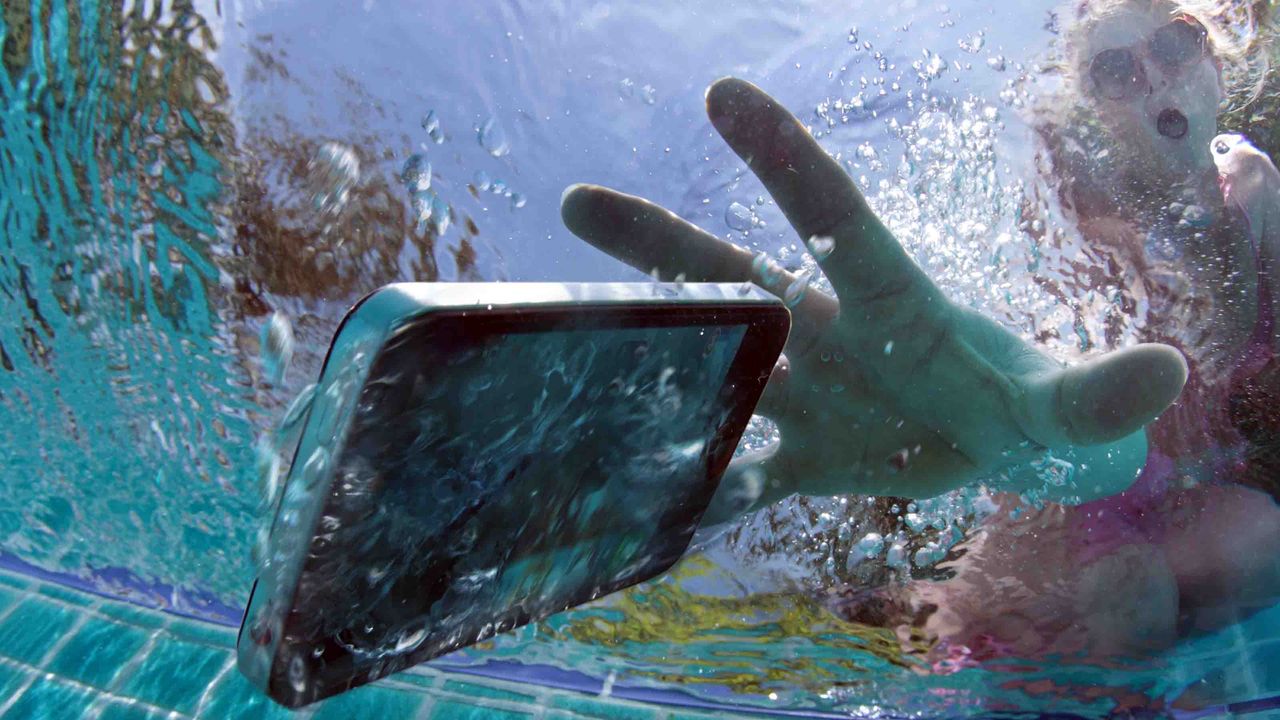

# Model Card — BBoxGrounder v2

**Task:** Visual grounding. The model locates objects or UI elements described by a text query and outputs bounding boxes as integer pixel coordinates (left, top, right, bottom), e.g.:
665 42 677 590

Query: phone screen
254 303 786 704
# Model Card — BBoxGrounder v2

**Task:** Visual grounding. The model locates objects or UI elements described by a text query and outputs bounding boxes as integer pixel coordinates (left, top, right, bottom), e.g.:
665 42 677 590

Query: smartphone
236 282 789 707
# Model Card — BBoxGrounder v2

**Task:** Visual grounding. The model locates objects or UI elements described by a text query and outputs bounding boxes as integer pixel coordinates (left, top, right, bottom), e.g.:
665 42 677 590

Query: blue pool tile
6 674 96 720
98 698 169 720
547 695 659 720
164 617 236 649
37 582 99 607
0 596 80 666
441 678 538 704
1250 640 1280 697
117 636 229 713
0 661 34 698
46 615 151 688
196 666 296 720
429 699 533 719
0 571 33 591
0 584 20 614
311 681 427 720
96 600 170 630
392 669 442 689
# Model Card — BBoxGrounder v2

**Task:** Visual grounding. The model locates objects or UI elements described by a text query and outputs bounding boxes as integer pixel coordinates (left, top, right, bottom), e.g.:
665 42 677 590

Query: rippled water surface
4 0 1278 716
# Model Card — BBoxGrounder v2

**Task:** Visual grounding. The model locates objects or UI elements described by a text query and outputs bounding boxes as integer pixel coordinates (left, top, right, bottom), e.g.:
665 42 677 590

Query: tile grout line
104 622 170 696
190 657 235 718
0 655 193 720
0 586 53 712
411 691 438 720
0 664 39 718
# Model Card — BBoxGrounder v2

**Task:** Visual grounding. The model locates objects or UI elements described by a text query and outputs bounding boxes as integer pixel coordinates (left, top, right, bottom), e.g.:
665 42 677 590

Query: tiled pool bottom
0 568 737 720
9 563 1280 720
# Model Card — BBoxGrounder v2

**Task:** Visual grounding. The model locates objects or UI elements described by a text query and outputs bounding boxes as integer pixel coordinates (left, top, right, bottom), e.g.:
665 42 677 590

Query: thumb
1021 343 1188 447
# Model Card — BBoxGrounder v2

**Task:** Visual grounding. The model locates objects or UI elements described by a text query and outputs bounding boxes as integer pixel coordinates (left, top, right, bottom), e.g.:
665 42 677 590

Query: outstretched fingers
561 183 837 355
705 78 939 311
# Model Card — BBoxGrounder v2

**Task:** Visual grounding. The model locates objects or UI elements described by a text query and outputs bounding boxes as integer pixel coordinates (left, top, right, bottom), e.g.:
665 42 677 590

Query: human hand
563 78 1188 522
1213 133 1280 234
1214 133 1280 348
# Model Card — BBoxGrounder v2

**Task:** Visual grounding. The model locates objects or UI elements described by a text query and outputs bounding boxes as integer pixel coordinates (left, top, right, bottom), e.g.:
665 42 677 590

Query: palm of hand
563 78 1188 510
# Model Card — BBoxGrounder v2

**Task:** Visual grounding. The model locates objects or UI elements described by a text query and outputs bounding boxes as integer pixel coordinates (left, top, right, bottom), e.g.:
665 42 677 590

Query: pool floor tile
0 596 80 666
0 660 34 699
37 581 100 607
47 615 152 688
429 699 533 719
164 616 237 648
96 599 171 630
0 571 32 591
116 636 229 714
310 681 427 720
0 584 20 614
548 695 660 720
0 568 767 720
441 678 538 704
97 698 171 720
6 674 96 720
196 667 296 720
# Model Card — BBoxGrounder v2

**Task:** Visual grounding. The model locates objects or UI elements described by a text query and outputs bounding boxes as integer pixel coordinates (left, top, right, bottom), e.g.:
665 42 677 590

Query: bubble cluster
305 142 360 216
473 171 527 210
421 110 445 144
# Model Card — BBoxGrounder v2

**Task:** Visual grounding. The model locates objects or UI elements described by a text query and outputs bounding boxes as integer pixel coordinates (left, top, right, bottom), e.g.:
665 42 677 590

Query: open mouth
1157 108 1189 139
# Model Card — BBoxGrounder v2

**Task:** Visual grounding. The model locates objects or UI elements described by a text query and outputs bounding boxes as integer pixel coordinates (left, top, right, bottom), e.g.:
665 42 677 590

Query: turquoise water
4 0 1280 717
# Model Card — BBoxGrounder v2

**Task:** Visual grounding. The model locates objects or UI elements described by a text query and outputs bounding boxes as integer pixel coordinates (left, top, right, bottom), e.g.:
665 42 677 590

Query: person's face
1081 2 1223 183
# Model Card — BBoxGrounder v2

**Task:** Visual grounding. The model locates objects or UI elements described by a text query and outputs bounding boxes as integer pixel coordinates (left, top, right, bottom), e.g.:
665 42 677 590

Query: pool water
5 0 1280 716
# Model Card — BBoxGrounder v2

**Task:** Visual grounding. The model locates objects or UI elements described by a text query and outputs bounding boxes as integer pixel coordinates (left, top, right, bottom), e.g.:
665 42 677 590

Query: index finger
705 78 941 310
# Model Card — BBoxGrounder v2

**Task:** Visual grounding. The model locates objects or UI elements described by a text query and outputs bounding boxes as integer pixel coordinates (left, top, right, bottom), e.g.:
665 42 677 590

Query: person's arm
1213 133 1280 349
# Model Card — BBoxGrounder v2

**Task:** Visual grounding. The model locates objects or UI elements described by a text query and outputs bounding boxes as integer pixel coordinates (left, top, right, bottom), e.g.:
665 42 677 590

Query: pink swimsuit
1071 259 1277 561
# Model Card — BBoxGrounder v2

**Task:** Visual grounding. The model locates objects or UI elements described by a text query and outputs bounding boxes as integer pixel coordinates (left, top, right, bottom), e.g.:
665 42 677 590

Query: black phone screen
262 302 787 704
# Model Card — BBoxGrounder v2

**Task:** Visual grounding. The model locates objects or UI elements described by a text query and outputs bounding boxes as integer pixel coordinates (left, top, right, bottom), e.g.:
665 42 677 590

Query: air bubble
394 625 428 654
421 109 443 141
857 532 885 557
725 202 755 231
306 142 360 216
288 654 308 693
959 32 985 53
277 384 318 439
751 253 783 288
806 235 835 261
401 154 431 191
477 116 510 157
784 270 812 307
260 311 294 385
